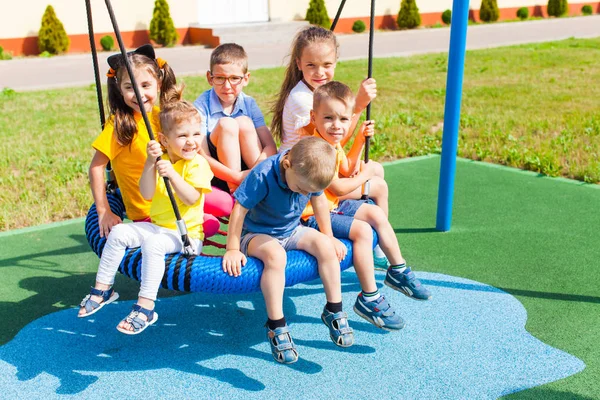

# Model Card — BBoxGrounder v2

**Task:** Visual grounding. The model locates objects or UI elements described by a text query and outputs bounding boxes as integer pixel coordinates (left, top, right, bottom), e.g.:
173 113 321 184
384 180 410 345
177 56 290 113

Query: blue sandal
321 307 354 347
78 287 119 318
266 324 298 364
116 304 158 335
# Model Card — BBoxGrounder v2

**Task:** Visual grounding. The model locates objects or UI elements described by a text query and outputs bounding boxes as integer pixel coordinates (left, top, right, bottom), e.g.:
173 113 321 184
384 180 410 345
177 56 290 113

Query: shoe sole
353 305 405 331
384 280 432 301
321 314 354 347
116 312 159 335
78 292 119 318
271 349 299 365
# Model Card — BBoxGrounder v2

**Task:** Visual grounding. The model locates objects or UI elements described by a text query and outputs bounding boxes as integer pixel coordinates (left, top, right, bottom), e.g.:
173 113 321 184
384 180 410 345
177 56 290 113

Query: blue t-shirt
193 88 266 135
234 153 322 238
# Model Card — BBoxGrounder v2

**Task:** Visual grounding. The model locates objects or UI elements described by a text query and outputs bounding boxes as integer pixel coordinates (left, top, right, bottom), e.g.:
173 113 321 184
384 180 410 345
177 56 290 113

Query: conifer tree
479 0 500 22
547 0 569 17
305 0 331 29
397 0 422 29
149 0 178 47
38 5 70 54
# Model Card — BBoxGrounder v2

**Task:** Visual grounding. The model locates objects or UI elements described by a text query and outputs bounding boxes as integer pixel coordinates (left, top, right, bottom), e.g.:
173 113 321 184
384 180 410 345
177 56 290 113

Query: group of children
78 26 431 364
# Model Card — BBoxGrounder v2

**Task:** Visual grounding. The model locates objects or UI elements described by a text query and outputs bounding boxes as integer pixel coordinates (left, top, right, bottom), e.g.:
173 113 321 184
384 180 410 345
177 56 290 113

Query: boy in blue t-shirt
223 137 353 364
193 43 277 194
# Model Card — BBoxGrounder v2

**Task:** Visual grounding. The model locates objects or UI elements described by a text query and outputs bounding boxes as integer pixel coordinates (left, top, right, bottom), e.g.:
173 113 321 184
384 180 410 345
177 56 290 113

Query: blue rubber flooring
0 269 584 399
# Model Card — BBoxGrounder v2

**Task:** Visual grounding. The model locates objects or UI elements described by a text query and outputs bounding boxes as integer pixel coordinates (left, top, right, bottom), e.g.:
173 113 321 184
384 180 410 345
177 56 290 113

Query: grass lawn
1 37 599 231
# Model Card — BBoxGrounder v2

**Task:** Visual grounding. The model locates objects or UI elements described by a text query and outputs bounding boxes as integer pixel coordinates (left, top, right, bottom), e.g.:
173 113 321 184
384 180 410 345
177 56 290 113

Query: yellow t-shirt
92 106 161 221
150 154 213 240
301 130 346 219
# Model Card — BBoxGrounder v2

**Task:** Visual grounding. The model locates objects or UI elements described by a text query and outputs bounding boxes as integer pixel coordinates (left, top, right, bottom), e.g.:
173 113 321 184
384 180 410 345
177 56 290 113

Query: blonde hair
313 81 355 112
271 26 339 142
159 84 200 136
288 136 337 190
210 43 248 73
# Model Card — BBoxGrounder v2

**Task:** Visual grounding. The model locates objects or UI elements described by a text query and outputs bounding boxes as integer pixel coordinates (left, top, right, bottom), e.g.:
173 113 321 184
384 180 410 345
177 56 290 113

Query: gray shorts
240 225 311 255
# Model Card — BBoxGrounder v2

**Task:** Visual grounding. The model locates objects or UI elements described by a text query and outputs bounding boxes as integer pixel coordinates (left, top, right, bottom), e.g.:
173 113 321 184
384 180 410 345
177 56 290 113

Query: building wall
2 0 599 56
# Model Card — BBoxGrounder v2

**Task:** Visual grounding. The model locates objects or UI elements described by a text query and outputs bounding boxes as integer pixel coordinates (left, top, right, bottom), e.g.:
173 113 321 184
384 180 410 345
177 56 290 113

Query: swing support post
436 0 470 232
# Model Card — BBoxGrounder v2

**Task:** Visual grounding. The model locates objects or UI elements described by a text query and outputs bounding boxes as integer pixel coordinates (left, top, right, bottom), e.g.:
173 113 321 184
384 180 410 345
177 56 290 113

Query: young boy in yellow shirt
301 81 431 330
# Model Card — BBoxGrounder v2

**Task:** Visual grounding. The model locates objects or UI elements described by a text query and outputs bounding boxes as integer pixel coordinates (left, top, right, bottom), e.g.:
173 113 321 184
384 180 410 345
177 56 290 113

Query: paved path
1 16 599 91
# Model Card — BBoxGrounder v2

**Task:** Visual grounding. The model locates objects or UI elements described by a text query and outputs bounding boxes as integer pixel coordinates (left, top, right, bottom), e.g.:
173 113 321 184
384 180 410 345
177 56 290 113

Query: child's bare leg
296 229 341 304
354 204 404 266
236 116 263 168
248 235 287 320
348 219 378 293
211 117 242 191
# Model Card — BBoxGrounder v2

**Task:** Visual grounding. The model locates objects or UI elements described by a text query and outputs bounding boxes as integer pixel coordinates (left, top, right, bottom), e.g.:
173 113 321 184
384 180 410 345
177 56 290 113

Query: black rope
330 0 347 31
85 0 116 193
102 0 192 250
361 0 376 199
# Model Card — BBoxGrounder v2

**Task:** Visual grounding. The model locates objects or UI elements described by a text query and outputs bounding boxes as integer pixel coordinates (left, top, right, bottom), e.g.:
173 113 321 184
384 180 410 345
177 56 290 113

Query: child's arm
223 201 248 277
253 126 277 167
156 160 201 206
89 150 122 237
341 78 377 147
139 140 162 201
310 193 347 262
341 120 374 177
327 161 380 197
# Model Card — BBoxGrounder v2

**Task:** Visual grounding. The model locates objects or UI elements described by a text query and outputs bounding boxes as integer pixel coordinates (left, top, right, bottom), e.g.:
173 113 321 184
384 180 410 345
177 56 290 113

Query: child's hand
97 209 122 238
147 139 163 159
155 159 176 179
331 237 347 262
222 249 247 277
358 120 375 141
355 78 377 113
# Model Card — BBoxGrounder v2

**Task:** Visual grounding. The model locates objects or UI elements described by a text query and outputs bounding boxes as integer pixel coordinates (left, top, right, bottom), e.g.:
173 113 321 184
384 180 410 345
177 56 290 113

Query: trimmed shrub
352 20 366 33
547 0 569 17
100 35 114 51
305 0 331 29
517 7 529 19
38 5 69 55
149 0 178 47
479 0 500 22
581 4 593 15
442 9 452 25
397 0 421 29
0 46 12 61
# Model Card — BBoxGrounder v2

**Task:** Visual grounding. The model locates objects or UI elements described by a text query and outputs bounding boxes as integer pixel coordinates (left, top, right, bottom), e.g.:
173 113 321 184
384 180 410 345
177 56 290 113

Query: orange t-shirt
301 130 346 219
92 107 161 221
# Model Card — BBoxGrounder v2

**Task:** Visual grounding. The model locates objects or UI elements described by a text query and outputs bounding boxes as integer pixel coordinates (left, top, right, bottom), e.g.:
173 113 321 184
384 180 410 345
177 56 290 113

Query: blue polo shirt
234 152 322 238
193 88 266 135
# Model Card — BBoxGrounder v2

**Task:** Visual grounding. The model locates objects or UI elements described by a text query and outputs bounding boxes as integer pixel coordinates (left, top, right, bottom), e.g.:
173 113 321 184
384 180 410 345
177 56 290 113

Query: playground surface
0 156 598 399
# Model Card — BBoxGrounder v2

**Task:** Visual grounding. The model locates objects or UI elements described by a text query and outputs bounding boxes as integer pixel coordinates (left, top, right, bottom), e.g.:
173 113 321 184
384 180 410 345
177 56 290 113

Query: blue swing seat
85 193 377 294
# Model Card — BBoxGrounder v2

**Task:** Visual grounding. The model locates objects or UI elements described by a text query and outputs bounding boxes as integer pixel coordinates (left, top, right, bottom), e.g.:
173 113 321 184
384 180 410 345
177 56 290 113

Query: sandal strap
131 304 154 320
80 294 100 311
89 286 114 301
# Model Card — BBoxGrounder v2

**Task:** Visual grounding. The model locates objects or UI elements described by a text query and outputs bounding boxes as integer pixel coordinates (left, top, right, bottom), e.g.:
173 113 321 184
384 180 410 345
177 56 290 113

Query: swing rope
330 0 376 199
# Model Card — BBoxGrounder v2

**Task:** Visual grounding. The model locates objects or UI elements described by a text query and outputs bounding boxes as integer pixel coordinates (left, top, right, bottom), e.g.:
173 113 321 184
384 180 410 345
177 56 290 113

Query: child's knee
370 176 388 197
215 117 240 137
372 161 385 179
350 220 373 242
261 245 287 269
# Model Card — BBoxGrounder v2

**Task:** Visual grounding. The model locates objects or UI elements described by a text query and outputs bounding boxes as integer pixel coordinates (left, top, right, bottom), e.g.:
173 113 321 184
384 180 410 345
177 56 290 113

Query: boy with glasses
194 43 277 193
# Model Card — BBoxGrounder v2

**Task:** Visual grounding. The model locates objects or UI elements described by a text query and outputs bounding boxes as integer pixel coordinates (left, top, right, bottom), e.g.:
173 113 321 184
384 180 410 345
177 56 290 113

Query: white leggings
96 222 202 301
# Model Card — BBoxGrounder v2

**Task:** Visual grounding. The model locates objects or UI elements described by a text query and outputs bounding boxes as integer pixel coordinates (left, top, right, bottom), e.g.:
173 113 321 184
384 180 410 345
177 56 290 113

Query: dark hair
106 53 177 146
270 26 339 142
210 43 248 73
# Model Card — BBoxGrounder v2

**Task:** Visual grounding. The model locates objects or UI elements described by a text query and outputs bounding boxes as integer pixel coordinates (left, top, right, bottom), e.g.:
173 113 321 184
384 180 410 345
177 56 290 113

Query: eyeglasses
210 74 244 86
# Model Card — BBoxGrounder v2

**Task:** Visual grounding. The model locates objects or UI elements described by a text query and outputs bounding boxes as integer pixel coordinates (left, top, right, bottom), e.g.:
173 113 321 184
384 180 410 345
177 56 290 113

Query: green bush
38 5 69 54
442 9 452 25
517 7 529 19
305 0 331 29
397 0 421 29
581 4 593 14
479 0 499 22
0 46 12 61
547 0 569 17
100 35 114 51
149 0 178 47
352 20 366 33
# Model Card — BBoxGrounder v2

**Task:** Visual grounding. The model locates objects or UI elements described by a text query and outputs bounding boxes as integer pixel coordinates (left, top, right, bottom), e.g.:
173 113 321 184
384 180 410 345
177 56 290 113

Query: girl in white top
271 26 376 154
271 26 390 267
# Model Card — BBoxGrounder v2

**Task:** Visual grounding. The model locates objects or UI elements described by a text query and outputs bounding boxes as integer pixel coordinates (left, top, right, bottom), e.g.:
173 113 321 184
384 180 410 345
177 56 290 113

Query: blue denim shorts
302 198 374 239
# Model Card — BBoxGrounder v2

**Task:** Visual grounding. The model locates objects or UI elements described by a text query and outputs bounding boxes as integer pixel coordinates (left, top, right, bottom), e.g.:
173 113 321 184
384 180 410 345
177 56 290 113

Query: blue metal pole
435 0 470 232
